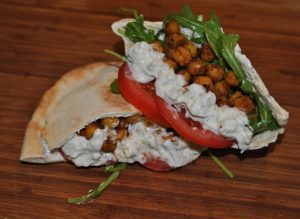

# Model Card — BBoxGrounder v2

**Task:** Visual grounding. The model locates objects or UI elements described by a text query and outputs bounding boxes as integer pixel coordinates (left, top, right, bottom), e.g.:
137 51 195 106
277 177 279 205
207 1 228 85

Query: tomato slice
143 154 172 172
118 63 169 127
155 96 234 148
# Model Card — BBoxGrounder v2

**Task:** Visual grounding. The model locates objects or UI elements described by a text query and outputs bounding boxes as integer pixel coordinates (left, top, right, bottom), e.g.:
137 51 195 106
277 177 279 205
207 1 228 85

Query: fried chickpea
194 76 214 91
162 134 175 142
225 70 239 87
187 58 206 75
117 129 128 141
214 80 230 96
164 58 177 70
101 117 120 129
166 33 187 48
217 96 229 107
152 40 164 53
164 20 180 35
101 141 116 153
84 123 98 139
178 69 192 83
229 91 243 106
170 47 192 66
248 113 258 122
125 114 144 124
232 95 255 114
184 41 197 58
200 44 214 62
165 47 173 59
118 119 128 129
207 65 224 82
144 117 155 127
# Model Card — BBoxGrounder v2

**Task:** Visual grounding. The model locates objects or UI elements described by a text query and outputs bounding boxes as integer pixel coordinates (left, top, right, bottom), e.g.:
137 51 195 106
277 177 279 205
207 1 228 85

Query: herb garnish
110 78 120 94
68 163 127 205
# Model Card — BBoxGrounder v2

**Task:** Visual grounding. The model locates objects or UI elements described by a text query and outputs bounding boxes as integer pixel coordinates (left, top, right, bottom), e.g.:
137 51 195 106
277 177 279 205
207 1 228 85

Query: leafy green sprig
118 7 156 43
68 163 127 205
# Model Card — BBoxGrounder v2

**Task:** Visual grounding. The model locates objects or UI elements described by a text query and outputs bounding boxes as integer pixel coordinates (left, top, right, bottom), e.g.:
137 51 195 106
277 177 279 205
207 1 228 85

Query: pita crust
112 19 289 150
21 62 138 163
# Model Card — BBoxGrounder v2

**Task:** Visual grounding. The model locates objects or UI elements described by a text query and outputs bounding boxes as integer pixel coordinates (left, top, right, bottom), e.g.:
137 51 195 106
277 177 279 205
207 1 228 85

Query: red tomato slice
155 96 234 148
143 154 172 172
118 63 169 127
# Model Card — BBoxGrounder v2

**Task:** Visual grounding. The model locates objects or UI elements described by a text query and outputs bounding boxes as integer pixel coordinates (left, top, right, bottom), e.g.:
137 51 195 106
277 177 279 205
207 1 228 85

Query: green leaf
219 34 279 133
68 163 126 205
118 7 156 43
164 5 205 38
110 79 121 94
206 150 234 179
204 12 223 58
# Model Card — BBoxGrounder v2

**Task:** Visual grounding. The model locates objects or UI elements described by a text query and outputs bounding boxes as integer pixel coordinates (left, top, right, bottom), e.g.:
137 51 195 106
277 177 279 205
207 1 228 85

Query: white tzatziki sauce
127 42 253 151
62 122 200 168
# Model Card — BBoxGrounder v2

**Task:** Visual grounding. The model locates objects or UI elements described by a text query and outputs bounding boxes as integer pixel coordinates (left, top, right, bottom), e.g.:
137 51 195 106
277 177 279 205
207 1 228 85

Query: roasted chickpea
232 95 255 114
178 69 192 83
101 117 120 129
229 91 243 106
187 58 206 75
207 64 224 82
194 76 214 91
144 117 155 127
214 80 230 97
184 41 197 58
118 118 128 129
164 58 177 70
170 47 192 66
152 40 164 53
200 43 214 62
84 123 98 139
166 33 187 48
217 96 229 106
248 113 258 121
101 140 116 153
165 47 173 59
117 129 128 141
225 70 239 87
162 134 174 142
164 20 180 35
125 114 144 124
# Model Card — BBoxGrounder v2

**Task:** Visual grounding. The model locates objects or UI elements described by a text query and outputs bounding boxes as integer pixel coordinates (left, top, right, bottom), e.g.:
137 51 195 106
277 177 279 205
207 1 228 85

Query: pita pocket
20 62 200 171
112 18 289 151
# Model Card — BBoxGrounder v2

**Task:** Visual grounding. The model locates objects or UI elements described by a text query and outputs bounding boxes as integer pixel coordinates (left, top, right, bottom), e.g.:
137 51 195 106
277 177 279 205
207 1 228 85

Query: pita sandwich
20 62 200 171
111 18 289 151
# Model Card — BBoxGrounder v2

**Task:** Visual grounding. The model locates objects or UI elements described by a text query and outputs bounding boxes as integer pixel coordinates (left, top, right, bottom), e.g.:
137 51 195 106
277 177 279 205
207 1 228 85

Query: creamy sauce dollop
127 42 253 151
62 122 200 167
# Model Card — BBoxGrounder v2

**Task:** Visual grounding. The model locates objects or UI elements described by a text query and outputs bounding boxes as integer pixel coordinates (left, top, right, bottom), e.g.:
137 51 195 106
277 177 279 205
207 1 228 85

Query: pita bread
112 19 289 150
20 62 138 163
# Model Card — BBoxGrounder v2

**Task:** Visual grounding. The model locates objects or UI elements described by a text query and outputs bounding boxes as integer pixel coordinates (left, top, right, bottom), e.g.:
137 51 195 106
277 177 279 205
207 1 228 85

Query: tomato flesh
118 63 169 127
155 96 234 148
143 154 172 172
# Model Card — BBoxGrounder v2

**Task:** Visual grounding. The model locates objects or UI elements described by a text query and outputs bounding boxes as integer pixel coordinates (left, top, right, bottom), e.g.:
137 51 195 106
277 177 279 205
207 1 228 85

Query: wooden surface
0 0 299 218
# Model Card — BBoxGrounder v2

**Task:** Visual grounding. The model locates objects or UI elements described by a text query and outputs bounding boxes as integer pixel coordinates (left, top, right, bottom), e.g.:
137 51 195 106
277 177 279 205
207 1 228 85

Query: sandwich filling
127 42 252 151
61 114 200 168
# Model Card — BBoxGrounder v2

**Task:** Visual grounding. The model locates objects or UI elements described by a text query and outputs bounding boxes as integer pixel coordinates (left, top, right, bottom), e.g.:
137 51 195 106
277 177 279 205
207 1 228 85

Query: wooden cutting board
0 0 299 218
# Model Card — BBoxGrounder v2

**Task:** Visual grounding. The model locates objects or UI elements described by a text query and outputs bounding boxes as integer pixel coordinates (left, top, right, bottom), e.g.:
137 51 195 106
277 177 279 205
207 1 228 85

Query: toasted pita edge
20 62 138 163
112 19 289 150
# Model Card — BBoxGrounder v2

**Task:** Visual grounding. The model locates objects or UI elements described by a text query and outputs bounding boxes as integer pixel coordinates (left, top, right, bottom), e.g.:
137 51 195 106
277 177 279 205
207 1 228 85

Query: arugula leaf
118 7 155 43
110 78 120 94
202 12 279 133
204 12 225 67
68 163 126 205
164 5 205 42
206 149 234 179
220 34 279 133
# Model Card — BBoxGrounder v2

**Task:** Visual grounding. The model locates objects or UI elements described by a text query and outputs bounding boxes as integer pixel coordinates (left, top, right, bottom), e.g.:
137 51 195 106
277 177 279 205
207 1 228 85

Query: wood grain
0 0 299 218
